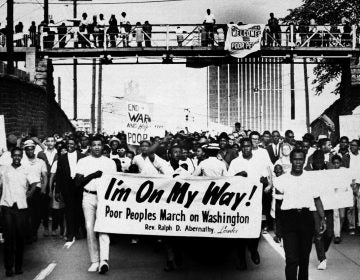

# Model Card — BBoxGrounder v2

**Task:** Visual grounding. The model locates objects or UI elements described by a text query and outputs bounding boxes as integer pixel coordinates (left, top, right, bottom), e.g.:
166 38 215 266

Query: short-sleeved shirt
204 14 215 24
133 154 172 175
22 157 47 189
75 156 116 192
0 165 37 209
192 157 227 177
274 172 320 210
227 154 270 182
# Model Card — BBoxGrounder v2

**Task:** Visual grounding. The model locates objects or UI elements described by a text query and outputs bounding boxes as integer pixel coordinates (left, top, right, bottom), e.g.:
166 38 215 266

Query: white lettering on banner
125 101 153 145
94 174 262 238
225 24 265 58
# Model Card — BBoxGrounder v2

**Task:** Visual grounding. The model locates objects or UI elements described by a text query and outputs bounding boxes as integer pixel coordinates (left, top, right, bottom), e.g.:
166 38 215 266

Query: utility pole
73 0 78 120
304 58 310 132
73 58 77 120
290 59 295 120
58 77 61 107
6 0 14 75
97 63 103 132
44 0 49 24
91 59 96 133
73 0 77 18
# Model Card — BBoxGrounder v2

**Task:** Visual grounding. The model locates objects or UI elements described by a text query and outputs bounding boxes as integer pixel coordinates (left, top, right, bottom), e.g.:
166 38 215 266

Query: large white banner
225 24 265 58
94 174 262 238
126 101 152 145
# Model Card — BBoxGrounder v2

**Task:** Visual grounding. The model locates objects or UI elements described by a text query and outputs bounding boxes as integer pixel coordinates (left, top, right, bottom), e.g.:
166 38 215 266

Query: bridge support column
25 48 36 81
34 58 55 97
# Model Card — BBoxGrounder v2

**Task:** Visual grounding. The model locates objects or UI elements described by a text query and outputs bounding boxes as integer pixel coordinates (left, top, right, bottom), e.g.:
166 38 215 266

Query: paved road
1 231 360 280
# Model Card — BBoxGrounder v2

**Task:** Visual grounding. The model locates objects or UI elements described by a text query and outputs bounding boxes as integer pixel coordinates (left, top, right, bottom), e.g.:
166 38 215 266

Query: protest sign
224 24 265 58
126 101 152 145
273 169 357 211
309 169 358 210
94 174 262 238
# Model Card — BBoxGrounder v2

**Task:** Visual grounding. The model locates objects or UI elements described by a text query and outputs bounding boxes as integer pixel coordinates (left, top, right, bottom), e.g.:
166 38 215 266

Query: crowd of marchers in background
0 10 357 49
0 121 360 277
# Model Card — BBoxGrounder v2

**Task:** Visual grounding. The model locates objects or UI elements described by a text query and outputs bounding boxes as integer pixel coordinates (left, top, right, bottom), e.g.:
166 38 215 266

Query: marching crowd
0 123 359 279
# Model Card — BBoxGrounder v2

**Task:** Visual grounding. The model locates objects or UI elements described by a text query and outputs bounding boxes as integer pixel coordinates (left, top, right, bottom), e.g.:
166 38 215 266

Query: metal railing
1 24 359 51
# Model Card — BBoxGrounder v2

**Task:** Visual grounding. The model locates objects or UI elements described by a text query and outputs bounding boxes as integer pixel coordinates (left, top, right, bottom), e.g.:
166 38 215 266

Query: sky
0 0 339 135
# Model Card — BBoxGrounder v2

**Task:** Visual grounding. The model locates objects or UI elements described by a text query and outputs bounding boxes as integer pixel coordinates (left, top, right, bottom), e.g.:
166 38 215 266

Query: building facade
207 57 283 132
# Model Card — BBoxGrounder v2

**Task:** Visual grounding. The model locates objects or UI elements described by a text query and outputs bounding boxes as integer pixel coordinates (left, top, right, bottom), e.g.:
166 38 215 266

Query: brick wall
0 75 74 138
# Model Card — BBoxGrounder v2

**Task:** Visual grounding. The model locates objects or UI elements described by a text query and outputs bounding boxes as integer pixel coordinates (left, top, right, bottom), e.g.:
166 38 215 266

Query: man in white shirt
37 136 58 237
192 143 227 176
22 140 48 242
132 140 171 175
249 131 273 167
120 12 130 47
203 9 216 46
0 147 38 276
75 136 116 274
228 138 269 270
79 12 91 47
98 14 106 48
274 149 326 280
179 147 197 174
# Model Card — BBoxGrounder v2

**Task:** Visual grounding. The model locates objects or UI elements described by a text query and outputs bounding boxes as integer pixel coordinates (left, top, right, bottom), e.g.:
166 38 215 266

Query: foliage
284 0 360 95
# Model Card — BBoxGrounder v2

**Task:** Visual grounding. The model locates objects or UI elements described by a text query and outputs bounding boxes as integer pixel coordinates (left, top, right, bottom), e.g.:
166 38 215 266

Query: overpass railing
1 24 359 51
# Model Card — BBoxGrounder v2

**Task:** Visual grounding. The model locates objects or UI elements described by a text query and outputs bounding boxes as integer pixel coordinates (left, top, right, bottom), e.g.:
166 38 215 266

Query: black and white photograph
0 0 360 279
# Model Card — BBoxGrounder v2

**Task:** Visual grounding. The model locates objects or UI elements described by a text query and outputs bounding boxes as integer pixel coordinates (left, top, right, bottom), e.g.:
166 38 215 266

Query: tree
283 0 360 139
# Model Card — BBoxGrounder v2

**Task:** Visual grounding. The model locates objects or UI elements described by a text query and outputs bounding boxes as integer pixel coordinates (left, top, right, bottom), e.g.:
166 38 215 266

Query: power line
14 0 187 5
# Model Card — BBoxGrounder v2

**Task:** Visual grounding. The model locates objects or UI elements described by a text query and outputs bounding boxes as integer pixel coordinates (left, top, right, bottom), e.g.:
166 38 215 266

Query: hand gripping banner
94 173 262 238
225 24 265 58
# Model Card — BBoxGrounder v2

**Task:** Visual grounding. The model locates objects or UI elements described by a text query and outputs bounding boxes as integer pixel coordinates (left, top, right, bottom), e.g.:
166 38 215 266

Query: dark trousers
2 205 28 272
63 189 83 240
314 210 333 262
237 238 260 262
263 191 273 230
51 209 64 233
144 34 151 47
27 190 41 238
40 193 50 230
281 209 314 280
204 24 214 46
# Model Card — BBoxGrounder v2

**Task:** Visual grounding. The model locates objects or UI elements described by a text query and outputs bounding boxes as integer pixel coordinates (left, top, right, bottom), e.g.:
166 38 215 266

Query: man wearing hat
21 140 48 242
109 137 121 160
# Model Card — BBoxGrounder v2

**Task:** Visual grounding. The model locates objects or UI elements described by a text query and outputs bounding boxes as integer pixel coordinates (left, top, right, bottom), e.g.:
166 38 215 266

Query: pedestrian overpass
0 24 359 62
